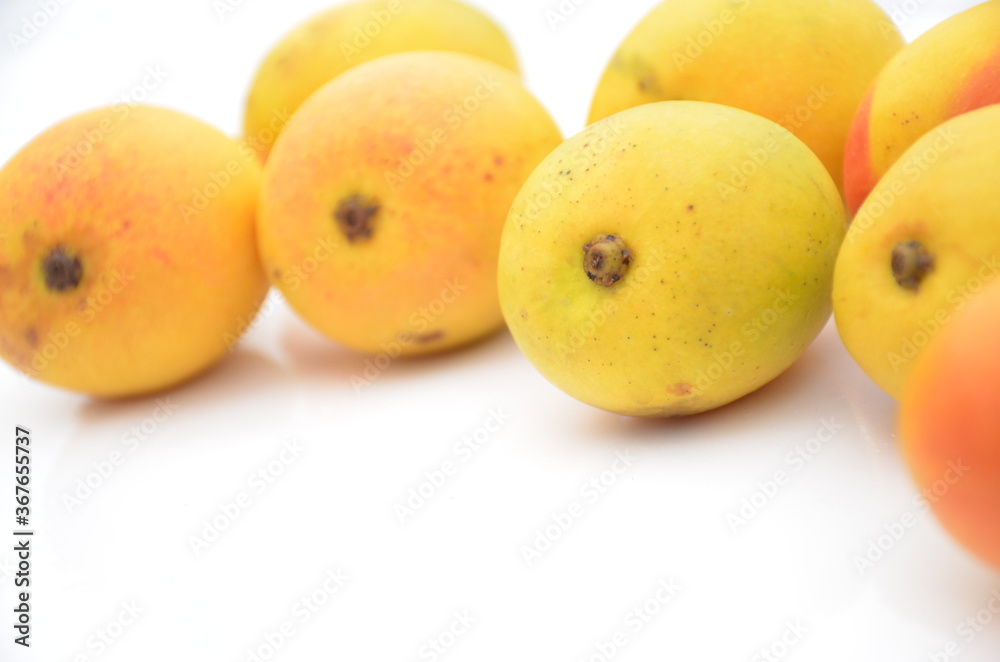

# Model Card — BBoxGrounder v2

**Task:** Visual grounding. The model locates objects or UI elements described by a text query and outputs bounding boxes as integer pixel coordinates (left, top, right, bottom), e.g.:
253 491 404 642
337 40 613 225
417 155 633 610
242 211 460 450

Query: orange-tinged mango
0 106 267 397
901 276 1000 571
258 52 562 357
844 0 1000 214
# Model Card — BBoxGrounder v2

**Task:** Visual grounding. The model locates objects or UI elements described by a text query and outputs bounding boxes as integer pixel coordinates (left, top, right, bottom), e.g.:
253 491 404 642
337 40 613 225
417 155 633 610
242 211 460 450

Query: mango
588 0 903 192
0 106 267 397
834 105 1000 399
258 52 562 357
900 276 1000 571
244 0 519 162
844 0 1000 214
498 102 846 417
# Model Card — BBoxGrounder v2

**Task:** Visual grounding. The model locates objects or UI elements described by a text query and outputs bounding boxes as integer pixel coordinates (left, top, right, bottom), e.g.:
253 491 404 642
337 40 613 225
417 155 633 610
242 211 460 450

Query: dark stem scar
583 234 632 288
891 240 934 291
334 195 380 243
41 246 83 292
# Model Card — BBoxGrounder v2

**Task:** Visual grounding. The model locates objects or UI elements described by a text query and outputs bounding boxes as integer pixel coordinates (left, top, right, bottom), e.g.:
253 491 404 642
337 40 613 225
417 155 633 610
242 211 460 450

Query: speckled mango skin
834 106 1000 400
844 0 1000 214
258 52 562 357
244 0 519 162
588 0 903 193
498 102 846 418
0 106 268 397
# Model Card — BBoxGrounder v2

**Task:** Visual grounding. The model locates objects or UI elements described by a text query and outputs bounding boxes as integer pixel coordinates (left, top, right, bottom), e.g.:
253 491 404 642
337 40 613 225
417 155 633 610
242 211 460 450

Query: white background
1 0 998 660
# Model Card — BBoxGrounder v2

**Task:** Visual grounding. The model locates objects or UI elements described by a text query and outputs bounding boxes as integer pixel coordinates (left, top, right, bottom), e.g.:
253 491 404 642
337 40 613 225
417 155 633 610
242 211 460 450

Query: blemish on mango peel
891 239 934 291
41 246 82 293
334 195 379 243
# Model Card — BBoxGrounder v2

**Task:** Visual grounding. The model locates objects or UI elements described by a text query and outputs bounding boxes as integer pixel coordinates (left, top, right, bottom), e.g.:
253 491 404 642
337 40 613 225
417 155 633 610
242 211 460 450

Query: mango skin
844 0 1000 214
0 106 268 397
498 102 846 418
244 0 519 162
588 0 903 193
900 277 1000 571
834 106 1000 400
258 52 562 357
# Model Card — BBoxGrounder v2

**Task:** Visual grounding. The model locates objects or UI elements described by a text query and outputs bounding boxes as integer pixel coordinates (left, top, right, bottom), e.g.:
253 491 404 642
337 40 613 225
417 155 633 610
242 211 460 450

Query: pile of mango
1 0 998 569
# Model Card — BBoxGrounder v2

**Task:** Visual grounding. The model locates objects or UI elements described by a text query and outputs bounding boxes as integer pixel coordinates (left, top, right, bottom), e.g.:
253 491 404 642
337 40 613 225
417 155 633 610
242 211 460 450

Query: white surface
1 1 998 660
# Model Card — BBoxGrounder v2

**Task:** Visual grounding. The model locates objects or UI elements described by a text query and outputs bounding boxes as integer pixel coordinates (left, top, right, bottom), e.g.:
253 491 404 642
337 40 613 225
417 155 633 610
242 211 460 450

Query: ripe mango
498 102 846 417
901 277 1000 571
244 0 519 162
0 106 267 396
834 106 1000 399
258 52 562 357
844 0 1000 214
588 0 903 192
